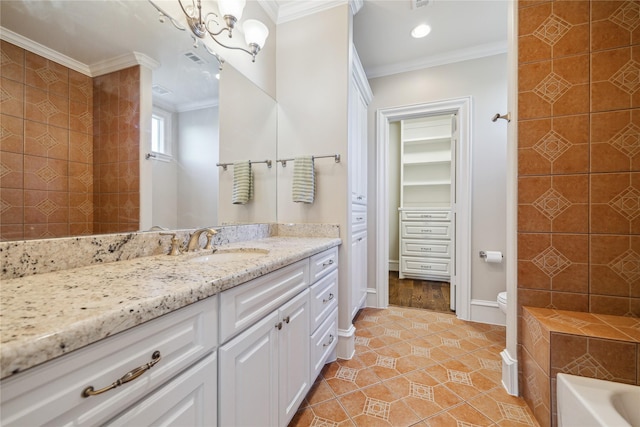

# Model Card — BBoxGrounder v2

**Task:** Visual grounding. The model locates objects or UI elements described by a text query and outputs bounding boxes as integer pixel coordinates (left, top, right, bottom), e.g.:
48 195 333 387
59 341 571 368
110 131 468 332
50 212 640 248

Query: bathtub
557 373 640 427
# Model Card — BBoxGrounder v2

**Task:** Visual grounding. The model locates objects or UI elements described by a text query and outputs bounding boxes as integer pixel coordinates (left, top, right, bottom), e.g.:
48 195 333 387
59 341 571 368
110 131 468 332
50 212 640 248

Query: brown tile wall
518 1 640 424
518 0 640 319
1 41 94 240
0 41 140 240
521 307 640 427
92 66 140 234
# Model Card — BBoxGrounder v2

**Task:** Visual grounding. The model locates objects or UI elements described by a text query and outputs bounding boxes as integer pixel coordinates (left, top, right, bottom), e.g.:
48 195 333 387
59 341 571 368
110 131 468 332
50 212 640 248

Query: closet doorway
390 114 456 312
375 97 472 320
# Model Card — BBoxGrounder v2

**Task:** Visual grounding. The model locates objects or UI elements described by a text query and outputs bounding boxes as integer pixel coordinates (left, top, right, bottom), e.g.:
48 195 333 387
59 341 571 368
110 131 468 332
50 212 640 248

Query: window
151 108 172 159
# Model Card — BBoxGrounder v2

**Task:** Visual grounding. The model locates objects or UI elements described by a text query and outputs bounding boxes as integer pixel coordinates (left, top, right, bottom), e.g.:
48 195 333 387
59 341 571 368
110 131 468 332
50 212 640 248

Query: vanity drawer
401 221 451 239
220 259 309 343
351 204 367 233
401 256 451 277
309 247 338 282
401 239 451 258
401 210 451 222
310 308 338 381
0 297 217 427
309 269 338 332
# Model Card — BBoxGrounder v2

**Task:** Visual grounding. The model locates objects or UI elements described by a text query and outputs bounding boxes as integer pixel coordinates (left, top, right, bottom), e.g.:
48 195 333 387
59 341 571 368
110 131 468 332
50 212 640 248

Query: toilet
497 291 507 314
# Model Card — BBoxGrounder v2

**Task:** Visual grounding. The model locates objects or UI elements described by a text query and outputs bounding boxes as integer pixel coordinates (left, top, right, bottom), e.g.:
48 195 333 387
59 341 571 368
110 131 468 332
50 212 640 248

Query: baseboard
501 348 518 396
388 260 399 271
336 325 356 360
366 288 377 308
470 299 505 326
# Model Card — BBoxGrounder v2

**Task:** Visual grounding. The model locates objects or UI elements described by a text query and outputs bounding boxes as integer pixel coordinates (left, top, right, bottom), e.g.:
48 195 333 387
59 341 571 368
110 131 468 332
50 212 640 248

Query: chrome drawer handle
82 351 161 398
323 334 335 347
420 265 432 270
322 293 335 304
421 229 432 233
421 215 432 218
322 259 334 268
420 247 431 251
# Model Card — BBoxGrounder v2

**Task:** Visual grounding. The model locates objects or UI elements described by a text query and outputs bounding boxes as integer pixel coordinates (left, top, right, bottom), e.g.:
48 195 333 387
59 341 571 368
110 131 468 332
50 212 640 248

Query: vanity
0 225 341 427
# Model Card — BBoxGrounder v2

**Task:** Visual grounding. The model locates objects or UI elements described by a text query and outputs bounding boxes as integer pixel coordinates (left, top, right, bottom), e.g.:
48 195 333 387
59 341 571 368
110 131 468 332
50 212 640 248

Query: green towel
232 161 253 204
292 156 315 203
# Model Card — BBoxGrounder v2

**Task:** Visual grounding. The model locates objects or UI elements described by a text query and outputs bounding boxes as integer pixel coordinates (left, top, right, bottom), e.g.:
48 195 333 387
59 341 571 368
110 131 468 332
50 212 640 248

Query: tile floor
290 306 539 427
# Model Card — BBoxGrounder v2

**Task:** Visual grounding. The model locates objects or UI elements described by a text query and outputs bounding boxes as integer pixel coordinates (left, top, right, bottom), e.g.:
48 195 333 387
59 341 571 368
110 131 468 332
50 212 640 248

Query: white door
278 289 310 426
219 311 279 427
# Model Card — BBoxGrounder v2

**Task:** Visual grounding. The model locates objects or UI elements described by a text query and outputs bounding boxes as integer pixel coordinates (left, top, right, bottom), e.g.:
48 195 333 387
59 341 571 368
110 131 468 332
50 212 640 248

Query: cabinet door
107 352 217 427
278 289 310 427
219 311 279 427
350 231 367 321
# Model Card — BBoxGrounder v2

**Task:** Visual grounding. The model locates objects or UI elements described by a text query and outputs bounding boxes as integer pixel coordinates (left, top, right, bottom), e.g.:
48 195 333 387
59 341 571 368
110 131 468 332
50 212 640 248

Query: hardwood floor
388 271 452 313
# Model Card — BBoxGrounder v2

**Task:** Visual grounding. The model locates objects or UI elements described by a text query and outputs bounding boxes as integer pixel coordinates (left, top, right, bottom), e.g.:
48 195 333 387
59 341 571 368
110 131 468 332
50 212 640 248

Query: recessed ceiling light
215 73 220 80
411 24 431 39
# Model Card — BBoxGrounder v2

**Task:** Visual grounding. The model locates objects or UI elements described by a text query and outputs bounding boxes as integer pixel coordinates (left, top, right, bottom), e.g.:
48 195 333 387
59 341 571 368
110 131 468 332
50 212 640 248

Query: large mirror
0 0 277 241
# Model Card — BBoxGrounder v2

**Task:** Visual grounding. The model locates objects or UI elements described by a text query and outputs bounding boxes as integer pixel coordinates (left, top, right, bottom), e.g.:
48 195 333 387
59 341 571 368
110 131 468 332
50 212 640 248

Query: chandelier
149 0 269 65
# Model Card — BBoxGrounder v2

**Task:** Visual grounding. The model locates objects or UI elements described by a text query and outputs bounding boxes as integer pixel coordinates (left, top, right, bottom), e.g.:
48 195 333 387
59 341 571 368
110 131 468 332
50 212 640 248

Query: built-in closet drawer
401 210 451 222
351 204 367 233
0 297 217 427
309 269 338 332
401 256 451 277
401 239 452 258
309 308 338 380
219 259 309 343
401 221 451 239
309 247 338 283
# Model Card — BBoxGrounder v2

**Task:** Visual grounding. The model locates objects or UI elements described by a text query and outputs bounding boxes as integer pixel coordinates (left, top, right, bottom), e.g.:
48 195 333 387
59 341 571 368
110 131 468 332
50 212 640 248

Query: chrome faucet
186 228 217 252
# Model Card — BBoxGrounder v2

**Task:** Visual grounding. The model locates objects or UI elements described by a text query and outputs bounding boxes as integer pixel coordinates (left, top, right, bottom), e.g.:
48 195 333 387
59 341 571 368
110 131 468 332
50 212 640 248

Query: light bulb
411 24 431 39
217 0 245 20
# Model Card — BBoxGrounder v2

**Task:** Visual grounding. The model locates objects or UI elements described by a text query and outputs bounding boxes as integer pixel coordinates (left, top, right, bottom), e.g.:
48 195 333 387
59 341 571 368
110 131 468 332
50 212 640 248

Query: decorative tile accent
532 188 571 219
447 369 473 386
611 123 640 157
354 336 370 347
35 198 58 217
525 311 545 346
497 402 536 425
608 249 640 282
309 416 338 427
533 130 571 162
35 165 59 184
467 331 487 340
363 315 379 323
336 367 357 383
533 14 572 46
532 247 571 277
35 99 60 118
35 67 61 85
562 353 615 379
375 355 396 369
409 381 435 402
479 358 502 372
384 328 401 338
411 345 431 358
609 1 640 32
610 60 640 94
363 397 390 421
533 73 572 104
442 337 461 348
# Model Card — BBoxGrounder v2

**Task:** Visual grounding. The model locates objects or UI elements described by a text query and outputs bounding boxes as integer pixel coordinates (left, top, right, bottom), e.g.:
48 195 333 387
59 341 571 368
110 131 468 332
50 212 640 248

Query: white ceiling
1 0 508 108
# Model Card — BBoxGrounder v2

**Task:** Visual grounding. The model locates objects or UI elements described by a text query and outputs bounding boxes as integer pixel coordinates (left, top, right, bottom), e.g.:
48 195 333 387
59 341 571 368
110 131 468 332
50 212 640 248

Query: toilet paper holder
479 251 503 259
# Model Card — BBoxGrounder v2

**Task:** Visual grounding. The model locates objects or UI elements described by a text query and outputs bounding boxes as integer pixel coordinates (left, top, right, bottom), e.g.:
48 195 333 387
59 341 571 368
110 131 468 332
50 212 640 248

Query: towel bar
216 160 273 171
277 154 341 167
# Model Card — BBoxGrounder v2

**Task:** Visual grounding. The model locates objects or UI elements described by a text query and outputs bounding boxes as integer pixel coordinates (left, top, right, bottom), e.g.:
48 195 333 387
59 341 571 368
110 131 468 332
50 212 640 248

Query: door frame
374 97 472 320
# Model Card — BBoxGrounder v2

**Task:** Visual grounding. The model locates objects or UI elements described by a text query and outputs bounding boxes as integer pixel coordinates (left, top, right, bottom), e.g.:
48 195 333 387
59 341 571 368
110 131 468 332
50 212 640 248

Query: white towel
232 161 253 204
292 156 315 203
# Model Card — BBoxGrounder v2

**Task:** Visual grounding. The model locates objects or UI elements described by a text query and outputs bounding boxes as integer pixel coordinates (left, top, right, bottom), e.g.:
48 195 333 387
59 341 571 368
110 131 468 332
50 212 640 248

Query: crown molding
0 26 92 76
91 52 160 77
365 40 507 79
256 0 279 24
175 98 220 113
277 0 348 24
1 26 160 77
350 0 364 15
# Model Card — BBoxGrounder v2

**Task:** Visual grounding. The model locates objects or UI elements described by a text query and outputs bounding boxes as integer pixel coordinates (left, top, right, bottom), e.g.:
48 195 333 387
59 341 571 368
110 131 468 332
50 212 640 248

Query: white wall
368 54 508 305
151 110 179 228
177 106 219 228
276 5 352 341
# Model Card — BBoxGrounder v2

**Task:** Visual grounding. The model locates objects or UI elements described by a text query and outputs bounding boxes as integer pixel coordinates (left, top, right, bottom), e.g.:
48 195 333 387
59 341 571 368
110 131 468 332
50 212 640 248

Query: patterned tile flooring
290 306 539 427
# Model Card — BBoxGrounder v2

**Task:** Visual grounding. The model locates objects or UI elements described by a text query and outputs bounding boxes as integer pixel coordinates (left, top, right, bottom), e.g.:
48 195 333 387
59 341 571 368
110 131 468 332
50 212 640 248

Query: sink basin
188 248 269 263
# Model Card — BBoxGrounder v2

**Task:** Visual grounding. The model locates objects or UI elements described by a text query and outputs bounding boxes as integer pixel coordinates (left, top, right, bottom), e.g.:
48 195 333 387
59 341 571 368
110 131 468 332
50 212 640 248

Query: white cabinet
219 247 339 427
348 46 372 323
351 231 367 320
398 114 455 282
0 297 218 427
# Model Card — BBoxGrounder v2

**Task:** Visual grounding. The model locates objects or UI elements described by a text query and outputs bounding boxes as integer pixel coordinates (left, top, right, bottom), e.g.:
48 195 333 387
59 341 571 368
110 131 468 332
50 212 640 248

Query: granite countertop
0 236 341 379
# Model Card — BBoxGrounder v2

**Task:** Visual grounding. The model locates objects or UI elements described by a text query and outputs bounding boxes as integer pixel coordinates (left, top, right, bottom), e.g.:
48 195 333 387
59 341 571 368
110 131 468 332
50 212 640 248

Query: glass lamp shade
243 19 269 48
217 0 245 20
